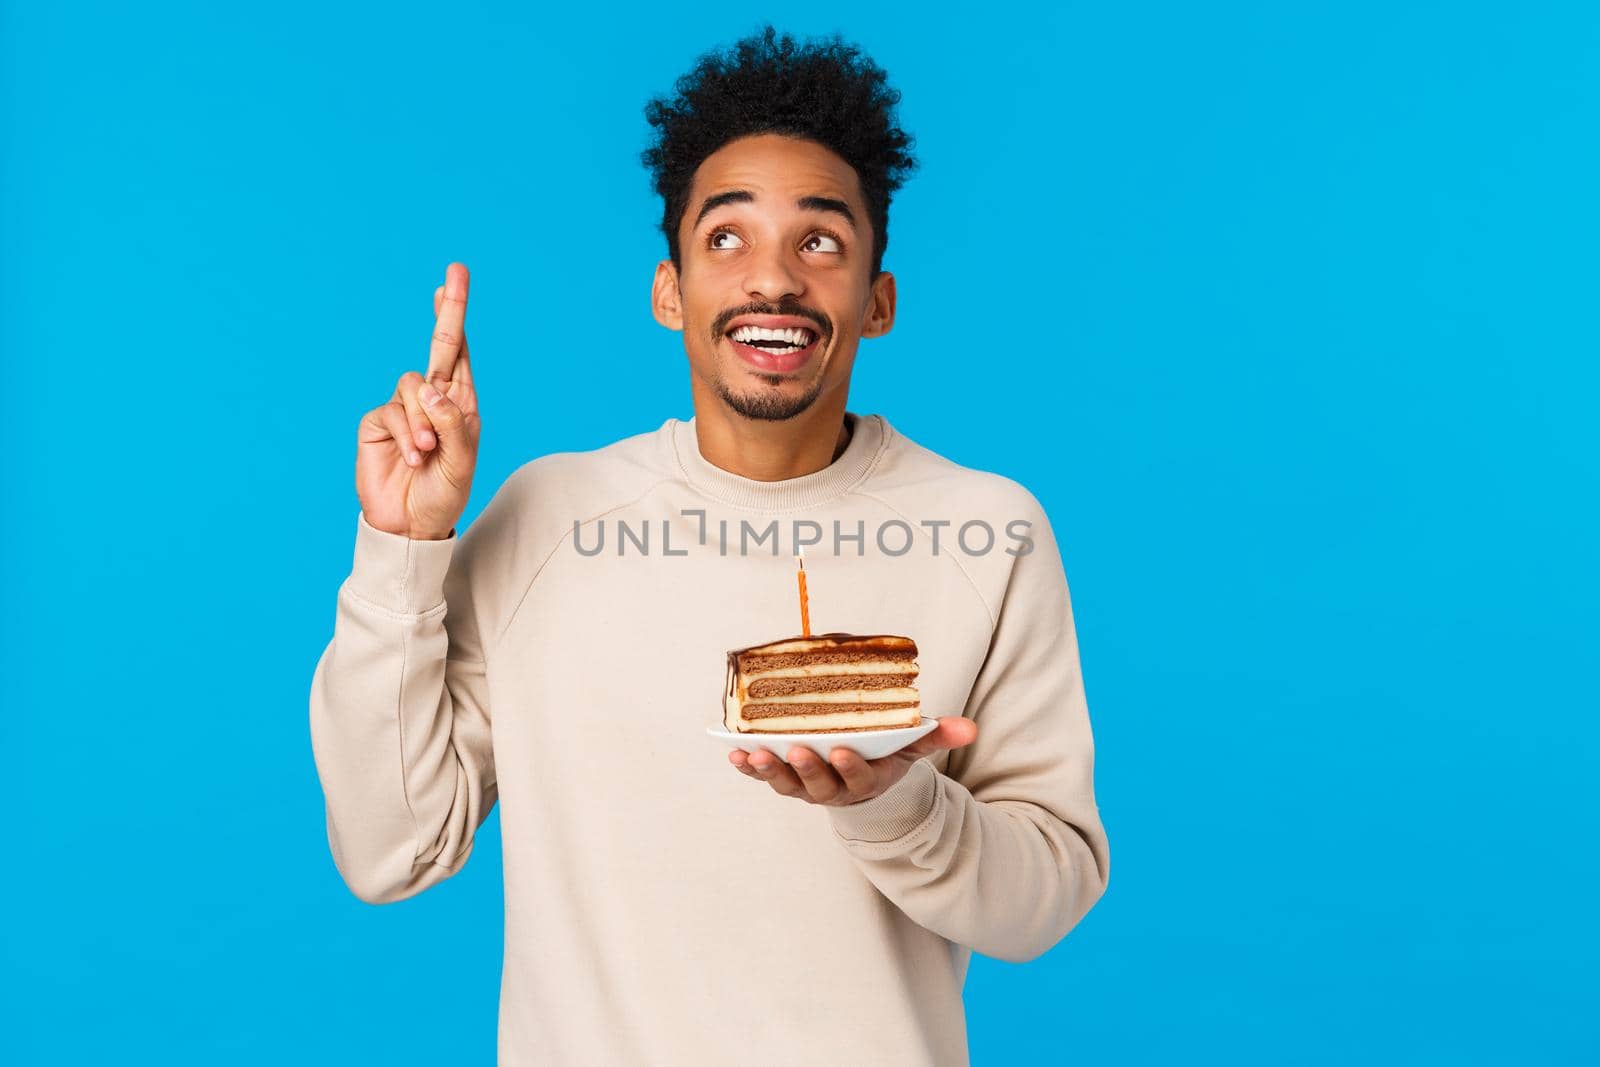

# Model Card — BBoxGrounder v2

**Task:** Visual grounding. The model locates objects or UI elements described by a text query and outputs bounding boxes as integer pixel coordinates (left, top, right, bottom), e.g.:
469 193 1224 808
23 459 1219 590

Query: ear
651 259 684 331
859 270 897 339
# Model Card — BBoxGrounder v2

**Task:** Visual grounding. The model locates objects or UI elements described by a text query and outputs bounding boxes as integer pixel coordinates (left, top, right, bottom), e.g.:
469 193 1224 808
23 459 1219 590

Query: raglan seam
489 475 681 659
850 488 999 630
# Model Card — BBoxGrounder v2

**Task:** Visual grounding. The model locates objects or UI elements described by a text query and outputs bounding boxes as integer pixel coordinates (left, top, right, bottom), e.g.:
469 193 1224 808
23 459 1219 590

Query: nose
741 239 804 303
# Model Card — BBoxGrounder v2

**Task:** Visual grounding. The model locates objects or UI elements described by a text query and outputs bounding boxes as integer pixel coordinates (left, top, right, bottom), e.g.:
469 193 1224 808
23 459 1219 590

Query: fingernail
407 450 420 465
419 429 435 447
420 383 440 405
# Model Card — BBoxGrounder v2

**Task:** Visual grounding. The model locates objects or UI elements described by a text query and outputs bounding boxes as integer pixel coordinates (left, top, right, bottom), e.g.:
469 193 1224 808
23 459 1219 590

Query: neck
688 383 852 482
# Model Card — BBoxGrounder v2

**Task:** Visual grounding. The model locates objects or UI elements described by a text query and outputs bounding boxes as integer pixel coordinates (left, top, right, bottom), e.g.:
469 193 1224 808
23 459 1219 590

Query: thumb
418 379 477 476
901 716 977 760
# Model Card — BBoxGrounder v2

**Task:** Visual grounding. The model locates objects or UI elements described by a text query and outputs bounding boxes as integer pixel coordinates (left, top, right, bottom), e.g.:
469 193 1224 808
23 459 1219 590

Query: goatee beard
714 373 825 421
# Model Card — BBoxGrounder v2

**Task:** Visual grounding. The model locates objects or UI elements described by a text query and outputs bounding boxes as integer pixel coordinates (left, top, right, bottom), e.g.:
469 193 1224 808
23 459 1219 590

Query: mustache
713 302 831 339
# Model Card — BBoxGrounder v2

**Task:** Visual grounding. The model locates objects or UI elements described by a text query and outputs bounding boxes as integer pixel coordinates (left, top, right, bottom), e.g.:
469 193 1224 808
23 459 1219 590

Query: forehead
685 133 864 224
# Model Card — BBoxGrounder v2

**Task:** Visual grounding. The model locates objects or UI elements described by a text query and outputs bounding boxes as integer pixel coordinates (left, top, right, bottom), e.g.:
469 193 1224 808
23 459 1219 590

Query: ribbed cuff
346 510 458 614
828 759 940 844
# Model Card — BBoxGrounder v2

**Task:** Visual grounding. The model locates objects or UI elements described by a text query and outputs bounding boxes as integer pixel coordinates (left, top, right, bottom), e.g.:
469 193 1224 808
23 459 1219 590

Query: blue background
5 2 1595 1063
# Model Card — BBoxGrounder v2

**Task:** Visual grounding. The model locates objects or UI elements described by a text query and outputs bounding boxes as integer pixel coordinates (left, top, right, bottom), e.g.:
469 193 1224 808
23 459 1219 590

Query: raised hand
729 717 980 806
356 262 481 540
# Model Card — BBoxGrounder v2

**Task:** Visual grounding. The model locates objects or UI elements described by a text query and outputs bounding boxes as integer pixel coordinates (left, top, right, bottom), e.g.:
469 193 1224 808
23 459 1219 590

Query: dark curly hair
641 24 919 280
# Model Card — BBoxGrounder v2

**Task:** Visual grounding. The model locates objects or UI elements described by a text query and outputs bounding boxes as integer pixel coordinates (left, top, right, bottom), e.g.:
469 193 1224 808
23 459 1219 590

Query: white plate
706 717 940 763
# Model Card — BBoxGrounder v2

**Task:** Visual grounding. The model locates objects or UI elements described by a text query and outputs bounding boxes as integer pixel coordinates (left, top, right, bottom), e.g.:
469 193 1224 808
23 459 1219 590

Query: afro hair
641 24 919 280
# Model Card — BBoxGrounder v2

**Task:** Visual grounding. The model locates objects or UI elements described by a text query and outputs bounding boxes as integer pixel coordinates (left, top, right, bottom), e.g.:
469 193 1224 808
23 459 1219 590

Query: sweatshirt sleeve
824 491 1111 963
308 510 498 905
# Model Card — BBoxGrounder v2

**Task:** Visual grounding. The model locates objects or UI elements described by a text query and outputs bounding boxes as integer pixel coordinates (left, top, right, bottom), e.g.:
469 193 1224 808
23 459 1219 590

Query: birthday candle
796 549 811 637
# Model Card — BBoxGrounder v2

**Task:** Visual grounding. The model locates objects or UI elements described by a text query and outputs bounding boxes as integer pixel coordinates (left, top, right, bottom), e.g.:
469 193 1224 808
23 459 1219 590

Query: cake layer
740 659 917 681
746 673 917 698
739 648 916 673
739 687 919 706
743 700 919 718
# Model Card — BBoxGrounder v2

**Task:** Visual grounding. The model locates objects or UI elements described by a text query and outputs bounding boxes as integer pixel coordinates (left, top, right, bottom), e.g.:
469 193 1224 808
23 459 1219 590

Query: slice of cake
723 633 921 734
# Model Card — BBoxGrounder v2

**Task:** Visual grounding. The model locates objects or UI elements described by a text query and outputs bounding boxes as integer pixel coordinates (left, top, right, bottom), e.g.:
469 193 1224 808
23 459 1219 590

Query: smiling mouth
723 324 821 354
722 323 824 374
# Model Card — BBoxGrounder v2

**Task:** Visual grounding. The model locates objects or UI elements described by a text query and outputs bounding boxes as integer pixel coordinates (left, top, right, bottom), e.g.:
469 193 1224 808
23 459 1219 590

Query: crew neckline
668 410 889 511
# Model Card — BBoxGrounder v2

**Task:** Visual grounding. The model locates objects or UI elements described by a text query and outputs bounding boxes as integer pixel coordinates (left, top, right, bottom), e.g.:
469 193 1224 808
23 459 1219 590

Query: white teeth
729 324 816 346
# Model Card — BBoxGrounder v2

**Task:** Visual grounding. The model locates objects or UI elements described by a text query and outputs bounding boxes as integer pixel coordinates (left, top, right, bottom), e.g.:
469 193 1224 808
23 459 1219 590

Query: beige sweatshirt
308 409 1110 1066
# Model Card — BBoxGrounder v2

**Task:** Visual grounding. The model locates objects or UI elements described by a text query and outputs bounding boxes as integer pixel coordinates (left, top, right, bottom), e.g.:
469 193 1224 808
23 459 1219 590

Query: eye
805 231 844 253
707 228 746 250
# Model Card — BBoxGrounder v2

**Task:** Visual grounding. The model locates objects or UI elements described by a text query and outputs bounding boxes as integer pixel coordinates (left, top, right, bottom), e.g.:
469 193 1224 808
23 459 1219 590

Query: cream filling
733 707 921 732
742 659 918 681
741 687 919 706
725 687 920 732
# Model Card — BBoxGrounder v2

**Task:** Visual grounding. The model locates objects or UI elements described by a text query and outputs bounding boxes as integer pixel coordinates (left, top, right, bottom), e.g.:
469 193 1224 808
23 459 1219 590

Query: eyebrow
691 189 857 231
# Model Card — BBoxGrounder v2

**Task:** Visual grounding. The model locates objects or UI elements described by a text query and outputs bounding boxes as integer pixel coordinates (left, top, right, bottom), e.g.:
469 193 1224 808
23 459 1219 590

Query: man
309 24 1109 1067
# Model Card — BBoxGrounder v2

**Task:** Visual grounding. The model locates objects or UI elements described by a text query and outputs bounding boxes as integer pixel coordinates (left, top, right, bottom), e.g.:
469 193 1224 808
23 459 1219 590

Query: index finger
427 262 471 383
